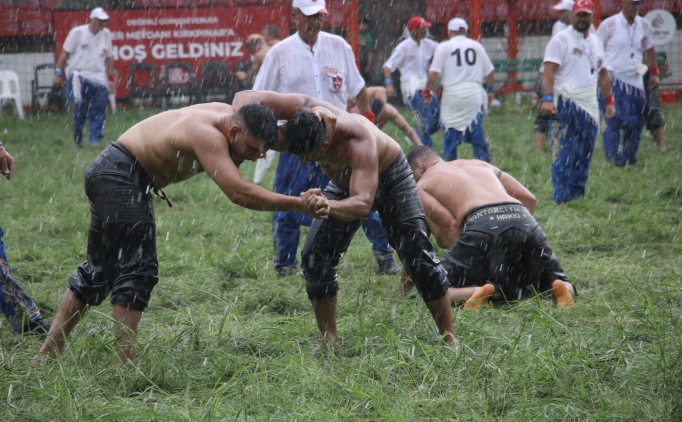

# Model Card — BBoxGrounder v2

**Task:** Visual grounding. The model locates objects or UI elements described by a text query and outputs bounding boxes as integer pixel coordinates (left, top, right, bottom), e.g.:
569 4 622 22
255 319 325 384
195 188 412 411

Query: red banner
54 6 290 98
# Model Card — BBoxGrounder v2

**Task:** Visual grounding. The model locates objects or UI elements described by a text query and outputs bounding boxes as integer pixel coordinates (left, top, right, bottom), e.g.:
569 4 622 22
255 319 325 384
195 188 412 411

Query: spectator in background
552 0 574 36
348 87 423 147
424 18 494 162
54 7 114 148
383 16 440 147
597 0 659 166
252 0 400 277
542 0 615 203
0 142 51 335
236 34 271 89
643 53 667 152
262 24 282 47
359 17 375 85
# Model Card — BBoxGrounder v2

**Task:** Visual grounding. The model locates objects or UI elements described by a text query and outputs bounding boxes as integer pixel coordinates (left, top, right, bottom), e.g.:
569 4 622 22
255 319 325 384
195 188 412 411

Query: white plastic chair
0 71 25 119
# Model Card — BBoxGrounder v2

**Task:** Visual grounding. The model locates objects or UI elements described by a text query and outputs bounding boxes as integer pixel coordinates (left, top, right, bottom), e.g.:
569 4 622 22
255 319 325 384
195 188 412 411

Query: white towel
440 81 487 132
555 85 599 126
70 70 108 104
401 77 427 102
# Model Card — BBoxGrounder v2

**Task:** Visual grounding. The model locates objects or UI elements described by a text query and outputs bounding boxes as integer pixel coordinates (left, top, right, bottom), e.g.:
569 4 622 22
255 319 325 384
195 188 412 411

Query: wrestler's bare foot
552 280 575 309
463 283 495 311
312 338 340 357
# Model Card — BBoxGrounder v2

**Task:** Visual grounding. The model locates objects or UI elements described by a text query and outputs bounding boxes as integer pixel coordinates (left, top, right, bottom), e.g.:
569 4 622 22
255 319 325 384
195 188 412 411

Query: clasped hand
300 188 330 219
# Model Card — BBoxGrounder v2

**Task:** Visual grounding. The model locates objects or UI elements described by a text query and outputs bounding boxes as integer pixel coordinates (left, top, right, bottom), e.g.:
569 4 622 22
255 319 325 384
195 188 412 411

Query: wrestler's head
407 145 440 181
284 112 327 163
228 104 278 165
370 98 385 120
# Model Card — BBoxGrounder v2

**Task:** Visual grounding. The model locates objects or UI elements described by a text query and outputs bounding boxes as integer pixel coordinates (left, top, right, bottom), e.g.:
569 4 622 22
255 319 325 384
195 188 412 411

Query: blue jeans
272 153 392 271
549 98 598 203
441 111 491 162
405 90 441 147
599 76 646 166
0 227 42 323
67 75 109 145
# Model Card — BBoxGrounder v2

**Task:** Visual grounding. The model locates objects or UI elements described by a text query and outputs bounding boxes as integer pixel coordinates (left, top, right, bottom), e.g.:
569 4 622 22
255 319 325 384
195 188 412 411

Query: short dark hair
263 24 281 39
407 145 438 166
370 98 384 117
284 112 326 155
237 104 278 147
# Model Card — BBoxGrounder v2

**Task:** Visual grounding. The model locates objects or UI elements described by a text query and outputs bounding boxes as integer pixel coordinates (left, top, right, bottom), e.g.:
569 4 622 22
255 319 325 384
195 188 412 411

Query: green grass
1 102 681 420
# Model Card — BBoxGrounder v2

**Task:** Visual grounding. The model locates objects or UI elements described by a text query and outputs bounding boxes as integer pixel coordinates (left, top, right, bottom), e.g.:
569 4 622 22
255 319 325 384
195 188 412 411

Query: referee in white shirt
53 7 114 148
542 0 616 203
424 18 494 162
382 16 440 147
597 0 659 166
252 0 400 277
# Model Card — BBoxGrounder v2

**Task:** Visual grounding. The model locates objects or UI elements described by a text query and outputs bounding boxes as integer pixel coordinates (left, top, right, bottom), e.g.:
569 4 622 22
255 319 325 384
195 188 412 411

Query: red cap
407 16 431 31
573 0 595 14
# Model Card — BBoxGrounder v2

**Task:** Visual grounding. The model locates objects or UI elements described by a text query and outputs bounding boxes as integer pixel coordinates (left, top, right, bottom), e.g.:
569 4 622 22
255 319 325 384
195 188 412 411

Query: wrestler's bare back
419 160 521 226
118 103 235 189
318 111 402 189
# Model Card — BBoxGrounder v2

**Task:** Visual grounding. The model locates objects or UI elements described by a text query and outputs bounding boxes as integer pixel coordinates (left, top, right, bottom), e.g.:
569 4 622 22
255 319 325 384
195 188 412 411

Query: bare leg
652 127 667 152
424 294 456 345
463 283 495 311
400 268 414 296
534 133 547 152
311 295 340 356
113 304 142 364
31 289 86 367
552 280 575 309
448 286 480 305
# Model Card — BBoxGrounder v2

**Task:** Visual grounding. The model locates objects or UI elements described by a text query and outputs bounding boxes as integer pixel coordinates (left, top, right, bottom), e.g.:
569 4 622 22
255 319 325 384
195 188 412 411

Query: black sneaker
375 252 400 275
276 265 298 278
12 317 52 336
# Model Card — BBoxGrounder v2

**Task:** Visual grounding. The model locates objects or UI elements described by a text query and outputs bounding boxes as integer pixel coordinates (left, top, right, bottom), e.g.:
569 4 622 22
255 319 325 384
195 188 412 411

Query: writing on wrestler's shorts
466 205 524 224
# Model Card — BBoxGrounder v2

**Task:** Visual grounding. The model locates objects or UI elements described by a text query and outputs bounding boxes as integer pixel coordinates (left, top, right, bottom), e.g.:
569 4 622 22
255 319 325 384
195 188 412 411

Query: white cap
448 18 468 32
552 0 574 11
90 7 109 20
292 0 328 16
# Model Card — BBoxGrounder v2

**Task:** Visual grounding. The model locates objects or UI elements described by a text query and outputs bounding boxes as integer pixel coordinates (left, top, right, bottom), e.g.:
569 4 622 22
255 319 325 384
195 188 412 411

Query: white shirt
430 35 494 88
597 12 653 89
383 36 438 82
545 27 606 91
544 27 606 124
254 31 365 109
63 24 112 85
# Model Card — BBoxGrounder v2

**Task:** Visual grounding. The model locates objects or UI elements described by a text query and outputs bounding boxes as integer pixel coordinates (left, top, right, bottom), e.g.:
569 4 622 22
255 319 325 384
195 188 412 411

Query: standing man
552 0 575 36
253 0 400 277
1 142 52 335
542 0 616 203
358 17 375 84
424 18 494 162
597 0 659 166
54 7 114 148
383 16 440 147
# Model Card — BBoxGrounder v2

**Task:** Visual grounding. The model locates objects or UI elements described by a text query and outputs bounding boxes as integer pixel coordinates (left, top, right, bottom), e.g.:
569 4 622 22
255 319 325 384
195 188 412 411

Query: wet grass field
1 101 681 420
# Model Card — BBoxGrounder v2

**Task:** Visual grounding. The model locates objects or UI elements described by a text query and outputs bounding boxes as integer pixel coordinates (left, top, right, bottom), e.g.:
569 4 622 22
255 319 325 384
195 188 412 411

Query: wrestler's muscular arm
494 166 537 215
326 124 379 221
190 125 317 215
417 182 459 248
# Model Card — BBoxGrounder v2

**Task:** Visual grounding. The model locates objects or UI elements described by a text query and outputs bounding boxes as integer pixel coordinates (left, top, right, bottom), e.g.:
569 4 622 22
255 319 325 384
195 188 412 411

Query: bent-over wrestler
34 103 329 366
406 146 576 310
233 90 455 353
